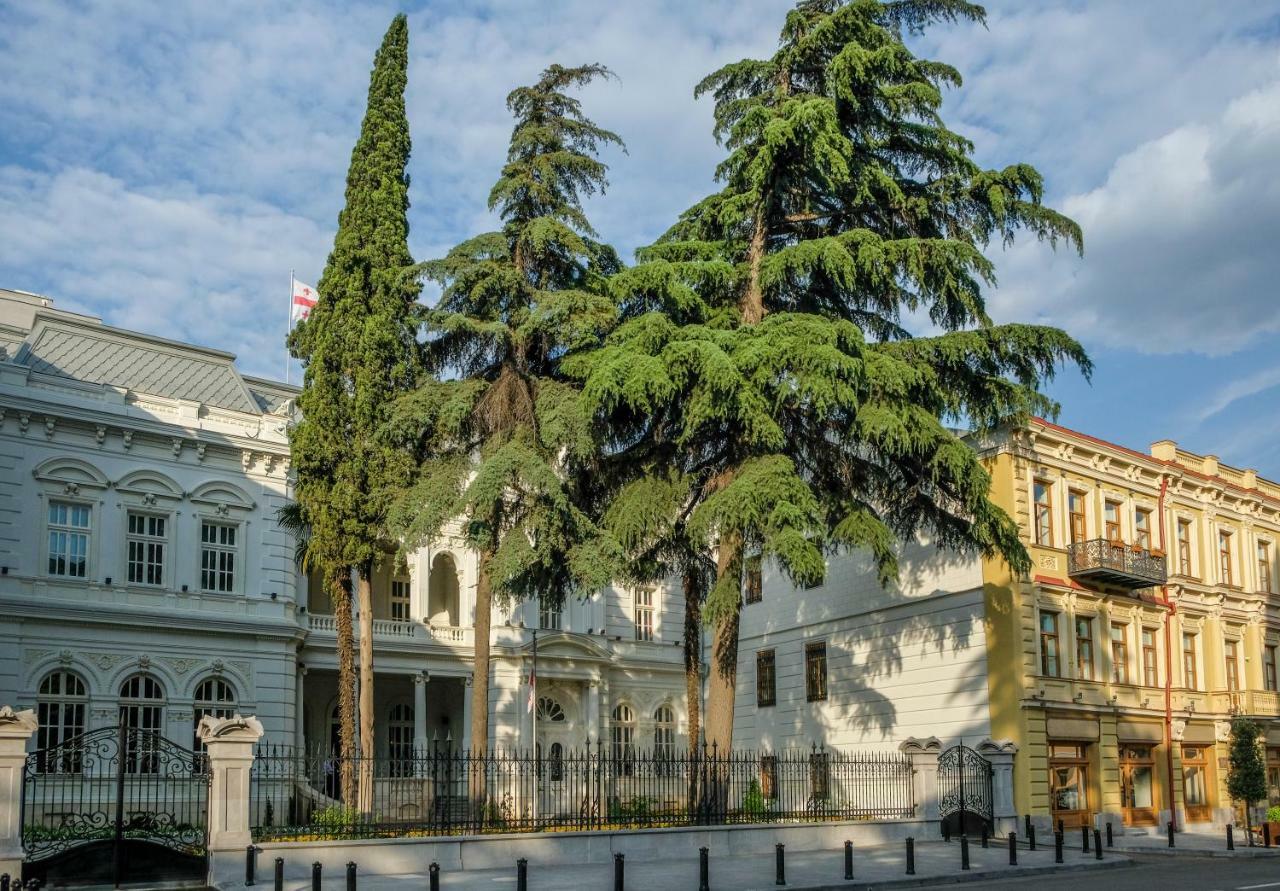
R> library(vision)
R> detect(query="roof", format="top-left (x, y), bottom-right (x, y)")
top-left (0, 287), bottom-right (297, 416)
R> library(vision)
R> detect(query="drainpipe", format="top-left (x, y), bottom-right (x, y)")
top-left (1157, 474), bottom-right (1178, 832)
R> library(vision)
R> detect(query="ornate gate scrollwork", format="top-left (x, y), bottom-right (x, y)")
top-left (938, 742), bottom-right (993, 833)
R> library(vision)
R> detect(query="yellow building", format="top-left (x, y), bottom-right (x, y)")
top-left (979, 419), bottom-right (1280, 834)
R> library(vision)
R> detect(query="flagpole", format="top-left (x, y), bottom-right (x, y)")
top-left (285, 270), bottom-right (294, 385)
top-left (531, 627), bottom-right (539, 825)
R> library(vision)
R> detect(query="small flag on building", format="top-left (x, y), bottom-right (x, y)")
top-left (290, 278), bottom-right (318, 325)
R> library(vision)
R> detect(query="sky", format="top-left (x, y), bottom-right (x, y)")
top-left (1, 1), bottom-right (1279, 474)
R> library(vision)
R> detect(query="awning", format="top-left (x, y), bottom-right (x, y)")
top-left (1117, 720), bottom-right (1163, 743)
top-left (1047, 717), bottom-right (1100, 741)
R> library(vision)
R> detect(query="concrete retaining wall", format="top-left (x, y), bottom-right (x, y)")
top-left (213, 819), bottom-right (935, 887)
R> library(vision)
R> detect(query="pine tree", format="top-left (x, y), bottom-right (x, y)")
top-left (287, 13), bottom-right (420, 806)
top-left (1228, 718), bottom-right (1267, 841)
top-left (569, 0), bottom-right (1089, 751)
top-left (385, 65), bottom-right (624, 801)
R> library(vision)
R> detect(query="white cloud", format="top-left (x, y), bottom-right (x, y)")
top-left (1192, 365), bottom-right (1280, 425)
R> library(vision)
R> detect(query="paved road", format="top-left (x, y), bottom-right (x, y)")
top-left (916, 853), bottom-right (1280, 889)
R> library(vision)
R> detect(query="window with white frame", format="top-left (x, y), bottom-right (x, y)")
top-left (388, 704), bottom-right (415, 777)
top-left (119, 674), bottom-right (165, 774)
top-left (635, 587), bottom-right (654, 641)
top-left (611, 704), bottom-right (636, 775)
top-left (390, 577), bottom-right (411, 621)
top-left (192, 677), bottom-right (236, 754)
top-left (539, 595), bottom-right (562, 630)
top-left (47, 500), bottom-right (91, 578)
top-left (36, 670), bottom-right (87, 772)
top-left (126, 512), bottom-right (167, 586)
top-left (200, 521), bottom-right (238, 593)
top-left (654, 704), bottom-right (675, 759)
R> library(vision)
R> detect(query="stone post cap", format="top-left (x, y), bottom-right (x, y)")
top-left (975, 738), bottom-right (1018, 756)
top-left (898, 736), bottom-right (941, 755)
top-left (0, 705), bottom-right (38, 737)
top-left (197, 713), bottom-right (264, 744)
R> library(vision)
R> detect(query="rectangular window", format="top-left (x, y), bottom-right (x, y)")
top-left (391, 578), bottom-right (411, 621)
top-left (126, 512), bottom-right (166, 586)
top-left (200, 521), bottom-right (237, 593)
top-left (1105, 500), bottom-right (1122, 543)
top-left (805, 642), bottom-right (827, 702)
top-left (1265, 646), bottom-right (1278, 693)
top-left (1183, 632), bottom-right (1198, 690)
top-left (1134, 508), bottom-right (1152, 551)
top-left (756, 649), bottom-right (776, 707)
top-left (538, 595), bottom-right (561, 630)
top-left (1068, 490), bottom-right (1087, 546)
top-left (1259, 541), bottom-right (1273, 594)
top-left (1076, 616), bottom-right (1095, 680)
top-left (1225, 639), bottom-right (1240, 692)
top-left (634, 587), bottom-right (654, 641)
top-left (47, 501), bottom-right (90, 578)
top-left (1219, 530), bottom-right (1234, 586)
top-left (1142, 628), bottom-right (1159, 687)
top-left (743, 554), bottom-right (763, 604)
top-left (1034, 481), bottom-right (1054, 546)
top-left (1177, 520), bottom-right (1193, 576)
top-left (1111, 624), bottom-right (1130, 684)
top-left (1041, 612), bottom-right (1060, 677)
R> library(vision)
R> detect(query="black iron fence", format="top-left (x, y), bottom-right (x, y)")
top-left (250, 742), bottom-right (915, 841)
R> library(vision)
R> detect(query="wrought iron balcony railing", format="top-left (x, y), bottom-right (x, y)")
top-left (1066, 538), bottom-right (1167, 591)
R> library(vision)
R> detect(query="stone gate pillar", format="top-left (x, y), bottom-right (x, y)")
top-left (0, 707), bottom-right (38, 880)
top-left (199, 713), bottom-right (264, 881)
top-left (899, 736), bottom-right (942, 822)
top-left (977, 739), bottom-right (1019, 836)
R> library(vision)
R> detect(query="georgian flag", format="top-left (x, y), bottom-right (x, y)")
top-left (290, 279), bottom-right (318, 324)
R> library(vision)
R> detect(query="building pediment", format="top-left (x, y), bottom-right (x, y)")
top-left (33, 456), bottom-right (110, 491)
top-left (521, 631), bottom-right (611, 662)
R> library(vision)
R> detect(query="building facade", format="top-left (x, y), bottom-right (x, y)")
top-left (979, 419), bottom-right (1280, 833)
top-left (0, 288), bottom-right (686, 766)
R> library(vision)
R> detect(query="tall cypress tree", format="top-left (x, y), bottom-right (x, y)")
top-left (570, 0), bottom-right (1090, 751)
top-left (288, 13), bottom-right (420, 805)
top-left (386, 65), bottom-right (623, 795)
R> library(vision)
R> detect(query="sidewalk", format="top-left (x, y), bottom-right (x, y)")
top-left (268, 840), bottom-right (1130, 890)
top-left (1108, 827), bottom-right (1280, 859)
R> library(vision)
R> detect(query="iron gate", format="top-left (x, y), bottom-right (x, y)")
top-left (21, 725), bottom-right (209, 888)
top-left (937, 742), bottom-right (993, 835)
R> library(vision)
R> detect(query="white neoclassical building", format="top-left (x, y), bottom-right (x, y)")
top-left (0, 287), bottom-right (688, 762)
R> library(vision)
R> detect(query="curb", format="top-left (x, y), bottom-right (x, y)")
top-left (747, 857), bottom-right (1133, 891)
top-left (1111, 845), bottom-right (1280, 859)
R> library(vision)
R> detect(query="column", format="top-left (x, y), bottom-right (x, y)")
top-left (0, 707), bottom-right (38, 879)
top-left (294, 666), bottom-right (306, 750)
top-left (1097, 713), bottom-right (1123, 831)
top-left (413, 673), bottom-right (428, 752)
top-left (198, 714), bottom-right (265, 886)
top-left (978, 739), bottom-right (1019, 836)
top-left (587, 680), bottom-right (602, 746)
top-left (899, 736), bottom-right (941, 821)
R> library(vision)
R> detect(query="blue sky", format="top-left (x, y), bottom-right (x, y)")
top-left (2, 1), bottom-right (1279, 474)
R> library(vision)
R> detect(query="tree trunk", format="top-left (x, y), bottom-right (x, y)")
top-left (469, 551), bottom-right (494, 813)
top-left (740, 212), bottom-right (767, 325)
top-left (683, 569), bottom-right (702, 753)
top-left (704, 539), bottom-right (742, 753)
top-left (357, 566), bottom-right (376, 814)
top-left (330, 568), bottom-right (358, 805)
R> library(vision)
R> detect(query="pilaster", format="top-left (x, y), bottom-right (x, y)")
top-left (199, 713), bottom-right (265, 853)
top-left (0, 707), bottom-right (38, 879)
top-left (899, 736), bottom-right (941, 821)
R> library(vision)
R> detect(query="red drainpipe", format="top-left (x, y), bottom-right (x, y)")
top-left (1157, 474), bottom-right (1178, 832)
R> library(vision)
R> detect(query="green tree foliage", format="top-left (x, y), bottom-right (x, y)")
top-left (385, 65), bottom-right (624, 767)
top-left (1228, 717), bottom-right (1267, 834)
top-left (287, 14), bottom-right (421, 799)
top-left (567, 0), bottom-right (1090, 749)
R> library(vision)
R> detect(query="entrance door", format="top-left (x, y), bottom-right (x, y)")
top-left (1049, 742), bottom-right (1091, 829)
top-left (1181, 745), bottom-right (1213, 824)
top-left (1119, 745), bottom-right (1158, 826)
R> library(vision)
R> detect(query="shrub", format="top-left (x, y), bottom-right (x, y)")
top-left (1267, 805), bottom-right (1280, 823)
top-left (311, 805), bottom-right (359, 828)
top-left (740, 779), bottom-right (767, 818)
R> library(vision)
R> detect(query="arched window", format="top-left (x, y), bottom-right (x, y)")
top-left (119, 675), bottom-right (165, 773)
top-left (192, 677), bottom-right (236, 752)
top-left (427, 553), bottom-right (460, 626)
top-left (388, 704), bottom-right (415, 777)
top-left (536, 697), bottom-right (565, 722)
top-left (653, 704), bottom-right (675, 760)
top-left (611, 704), bottom-right (635, 777)
top-left (36, 670), bottom-right (87, 773)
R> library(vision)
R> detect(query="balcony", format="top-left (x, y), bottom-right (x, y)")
top-left (1067, 538), bottom-right (1167, 591)
top-left (305, 614), bottom-right (473, 646)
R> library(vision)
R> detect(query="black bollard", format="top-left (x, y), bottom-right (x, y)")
top-left (905, 837), bottom-right (915, 876)
top-left (615, 852), bottom-right (625, 891)
top-left (1082, 825), bottom-right (1090, 854)
top-left (943, 820), bottom-right (951, 843)
top-left (1168, 821), bottom-right (1175, 848)
top-left (1025, 814), bottom-right (1032, 837)
top-left (2, 874), bottom-right (10, 891)
top-left (961, 835), bottom-right (971, 871)
top-left (1094, 830), bottom-right (1102, 860)
top-left (274, 857), bottom-right (284, 891)
top-left (1054, 832), bottom-right (1063, 864)
top-left (429, 862), bottom-right (440, 891)
top-left (981, 825), bottom-right (989, 849)
top-left (1227, 824), bottom-right (1234, 851)
top-left (844, 840), bottom-right (853, 880)
top-left (1057, 819), bottom-right (1064, 837)
top-left (1028, 824), bottom-right (1036, 851)
top-left (1008, 832), bottom-right (1018, 866)
top-left (311, 862), bottom-right (322, 891)
top-left (517, 858), bottom-right (528, 891)
top-left (775, 844), bottom-right (785, 886)
top-left (1106, 822), bottom-right (1113, 848)
top-left (698, 847), bottom-right (710, 891)
top-left (246, 844), bottom-right (258, 886)
top-left (346, 861), bottom-right (357, 891)
top-left (1265, 822), bottom-right (1272, 848)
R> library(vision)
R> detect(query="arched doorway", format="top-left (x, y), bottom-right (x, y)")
top-left (427, 553), bottom-right (460, 626)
